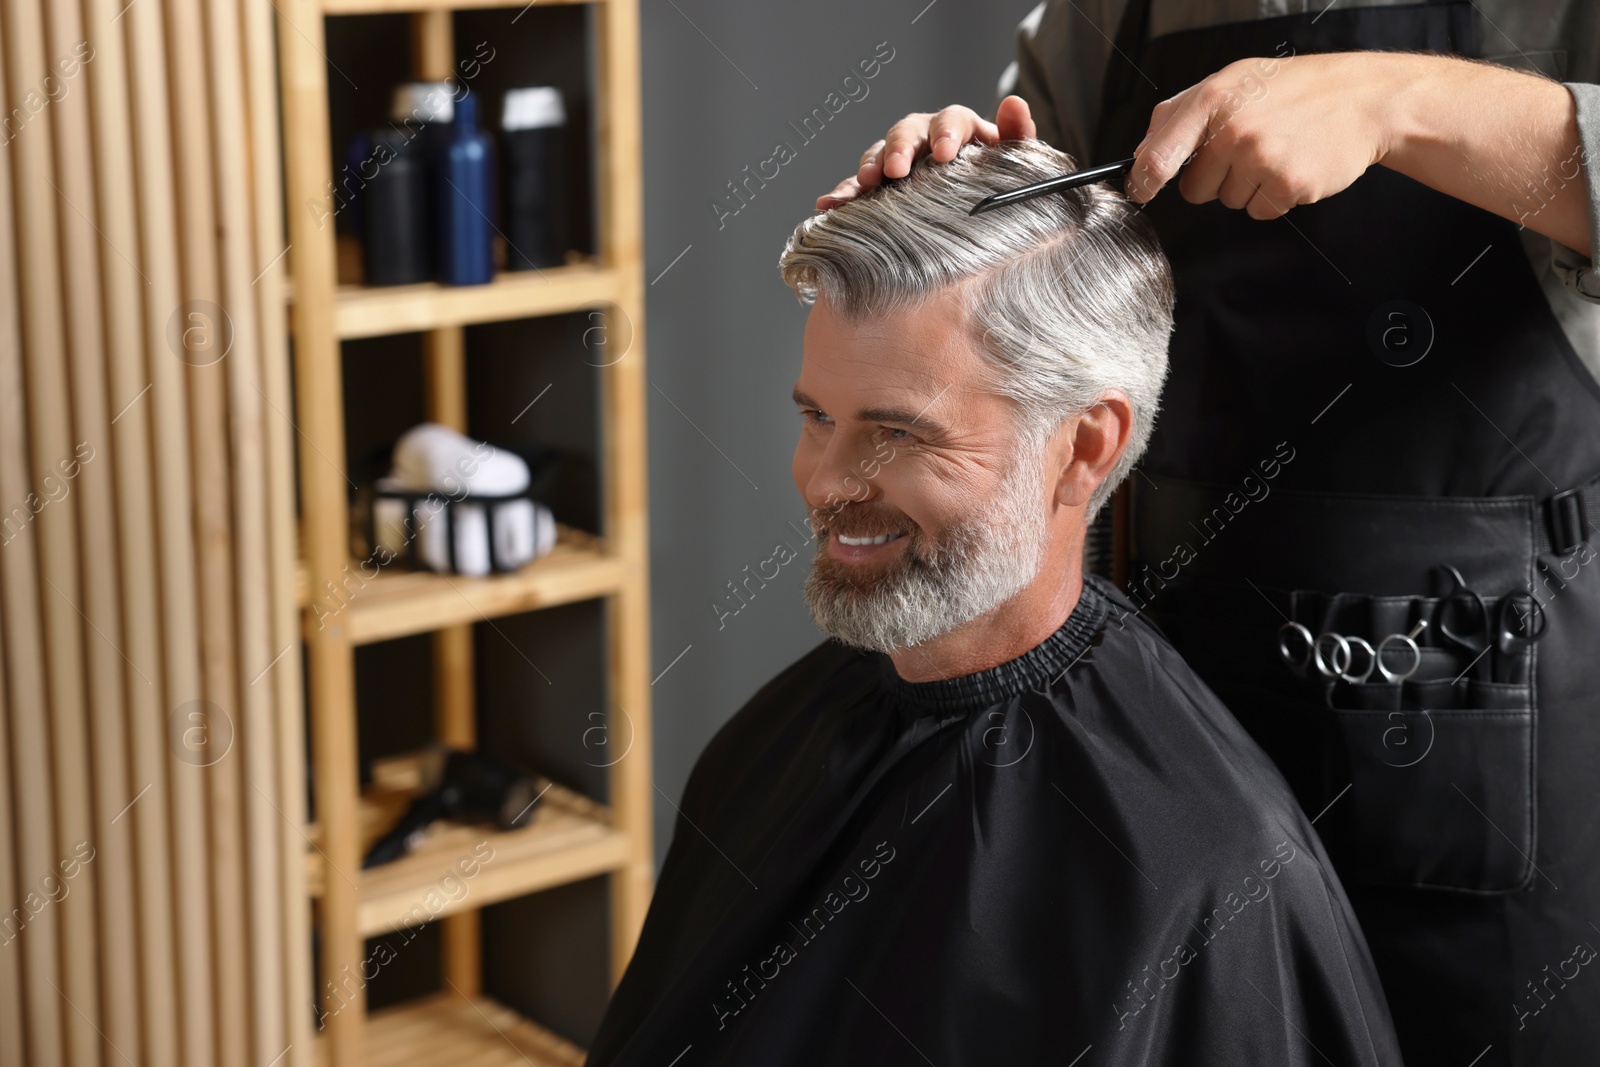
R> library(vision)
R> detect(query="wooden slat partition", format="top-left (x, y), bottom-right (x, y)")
top-left (82, 0), bottom-right (182, 1061)
top-left (205, 0), bottom-right (290, 1058)
top-left (2, 3), bottom-right (102, 1066)
top-left (0, 31), bottom-right (68, 1067)
top-left (124, 0), bottom-right (219, 1058)
top-left (163, 0), bottom-right (253, 1058)
top-left (238, 0), bottom-right (317, 1059)
top-left (40, 0), bottom-right (142, 1058)
top-left (0, 0), bottom-right (310, 1062)
top-left (0, 612), bottom-right (26, 1065)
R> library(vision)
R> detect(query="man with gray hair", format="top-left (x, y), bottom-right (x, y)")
top-left (587, 140), bottom-right (1401, 1066)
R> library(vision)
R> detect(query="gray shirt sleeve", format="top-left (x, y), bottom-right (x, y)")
top-left (995, 0), bottom-right (1119, 167)
top-left (1554, 82), bottom-right (1600, 303)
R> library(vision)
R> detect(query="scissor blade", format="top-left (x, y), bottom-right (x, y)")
top-left (968, 157), bottom-right (1137, 216)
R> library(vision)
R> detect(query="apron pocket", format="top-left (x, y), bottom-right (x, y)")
top-left (1300, 586), bottom-right (1540, 894)
top-left (1153, 576), bottom-right (1540, 894)
top-left (1319, 697), bottom-right (1535, 894)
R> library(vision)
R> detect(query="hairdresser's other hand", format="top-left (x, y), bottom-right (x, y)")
top-left (1125, 52), bottom-right (1396, 220)
top-left (816, 96), bottom-right (1038, 211)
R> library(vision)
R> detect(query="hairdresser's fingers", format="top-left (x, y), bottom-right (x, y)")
top-left (1125, 86), bottom-right (1210, 202)
top-left (993, 95), bottom-right (1038, 141)
top-left (878, 113), bottom-right (937, 179)
top-left (827, 98), bottom-right (1031, 207)
top-left (1215, 168), bottom-right (1260, 211)
top-left (840, 137), bottom-right (890, 194)
top-left (1174, 141), bottom-right (1230, 204)
top-left (928, 105), bottom-right (996, 162)
top-left (816, 175), bottom-right (865, 211)
top-left (820, 140), bottom-right (887, 207)
top-left (1135, 94), bottom-right (1178, 152)
top-left (1243, 182), bottom-right (1293, 221)
top-left (854, 139), bottom-right (888, 189)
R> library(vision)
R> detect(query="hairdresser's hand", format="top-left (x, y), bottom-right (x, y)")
top-left (816, 96), bottom-right (1038, 210)
top-left (1130, 50), bottom-right (1593, 251)
top-left (1124, 52), bottom-right (1397, 220)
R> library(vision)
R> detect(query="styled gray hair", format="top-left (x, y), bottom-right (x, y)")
top-left (778, 139), bottom-right (1174, 516)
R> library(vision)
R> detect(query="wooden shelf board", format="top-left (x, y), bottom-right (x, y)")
top-left (321, 262), bottom-right (622, 339)
top-left (300, 527), bottom-right (626, 645)
top-left (315, 991), bottom-right (585, 1067)
top-left (308, 777), bottom-right (627, 938)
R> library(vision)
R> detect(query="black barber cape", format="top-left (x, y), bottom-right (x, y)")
top-left (587, 575), bottom-right (1402, 1066)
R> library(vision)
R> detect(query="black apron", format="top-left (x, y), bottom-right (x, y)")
top-left (1087, 2), bottom-right (1600, 1064)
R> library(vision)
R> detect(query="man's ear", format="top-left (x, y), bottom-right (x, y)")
top-left (1054, 391), bottom-right (1134, 508)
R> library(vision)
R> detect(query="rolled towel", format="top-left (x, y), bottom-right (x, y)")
top-left (493, 498), bottom-right (557, 569)
top-left (386, 422), bottom-right (530, 496)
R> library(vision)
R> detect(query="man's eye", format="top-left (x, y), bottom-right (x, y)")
top-left (801, 409), bottom-right (832, 426)
top-left (883, 427), bottom-right (912, 441)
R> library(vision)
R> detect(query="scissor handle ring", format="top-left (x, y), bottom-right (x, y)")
top-left (1312, 632), bottom-right (1352, 679)
top-left (1376, 632), bottom-right (1422, 684)
top-left (1278, 622), bottom-right (1314, 672)
top-left (1340, 636), bottom-right (1377, 684)
top-left (1501, 591), bottom-right (1549, 643)
top-left (1436, 565), bottom-right (1488, 648)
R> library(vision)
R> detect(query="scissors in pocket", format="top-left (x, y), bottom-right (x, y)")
top-left (1277, 620), bottom-right (1428, 684)
top-left (1435, 563), bottom-right (1548, 671)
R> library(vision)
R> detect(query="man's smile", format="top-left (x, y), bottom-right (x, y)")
top-left (826, 529), bottom-right (909, 562)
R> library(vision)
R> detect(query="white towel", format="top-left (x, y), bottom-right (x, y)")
top-left (386, 422), bottom-right (530, 496)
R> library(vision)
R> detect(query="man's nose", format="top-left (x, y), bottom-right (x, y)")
top-left (803, 432), bottom-right (881, 514)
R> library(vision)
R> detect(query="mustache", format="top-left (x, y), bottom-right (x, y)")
top-left (810, 504), bottom-right (916, 539)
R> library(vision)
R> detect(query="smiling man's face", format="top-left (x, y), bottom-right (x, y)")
top-left (791, 288), bottom-right (1057, 653)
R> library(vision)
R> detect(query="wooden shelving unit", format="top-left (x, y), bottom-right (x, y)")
top-left (313, 994), bottom-right (587, 1067)
top-left (333, 525), bottom-right (627, 644)
top-left (332, 261), bottom-right (623, 339)
top-left (275, 0), bottom-right (653, 1062)
top-left (304, 756), bottom-right (630, 936)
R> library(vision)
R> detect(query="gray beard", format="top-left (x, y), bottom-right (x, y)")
top-left (802, 451), bottom-right (1050, 654)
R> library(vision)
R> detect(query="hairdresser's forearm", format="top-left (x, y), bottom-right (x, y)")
top-left (1379, 52), bottom-right (1592, 257)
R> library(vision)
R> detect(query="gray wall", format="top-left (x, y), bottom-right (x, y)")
top-left (641, 0), bottom-right (1042, 872)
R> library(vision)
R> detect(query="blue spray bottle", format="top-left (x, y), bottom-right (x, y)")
top-left (435, 90), bottom-right (496, 286)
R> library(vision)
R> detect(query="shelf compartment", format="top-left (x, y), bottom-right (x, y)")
top-left (314, 991), bottom-right (585, 1067)
top-left (321, 262), bottom-right (623, 339)
top-left (302, 526), bottom-right (626, 645)
top-left (308, 772), bottom-right (627, 938)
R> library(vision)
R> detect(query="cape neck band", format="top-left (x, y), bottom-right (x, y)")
top-left (882, 576), bottom-right (1109, 716)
